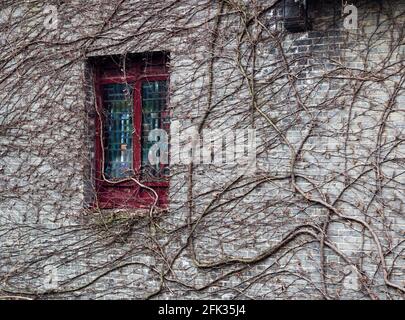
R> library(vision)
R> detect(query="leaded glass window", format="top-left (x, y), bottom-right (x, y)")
top-left (102, 83), bottom-right (134, 179)
top-left (93, 52), bottom-right (169, 209)
top-left (141, 80), bottom-right (169, 179)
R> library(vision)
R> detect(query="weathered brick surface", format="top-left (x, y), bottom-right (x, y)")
top-left (0, 0), bottom-right (404, 299)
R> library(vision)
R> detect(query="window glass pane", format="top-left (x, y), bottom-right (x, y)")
top-left (141, 80), bottom-right (169, 179)
top-left (102, 83), bottom-right (134, 179)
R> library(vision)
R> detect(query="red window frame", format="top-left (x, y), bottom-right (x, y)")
top-left (93, 54), bottom-right (169, 209)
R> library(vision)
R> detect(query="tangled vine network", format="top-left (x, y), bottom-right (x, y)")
top-left (0, 0), bottom-right (404, 300)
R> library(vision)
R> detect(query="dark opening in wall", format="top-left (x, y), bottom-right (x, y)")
top-left (283, 0), bottom-right (312, 32)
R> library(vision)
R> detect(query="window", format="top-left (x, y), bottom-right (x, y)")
top-left (92, 53), bottom-right (169, 209)
top-left (283, 0), bottom-right (312, 32)
top-left (102, 83), bottom-right (134, 179)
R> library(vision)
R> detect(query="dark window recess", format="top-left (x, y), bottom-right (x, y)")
top-left (283, 0), bottom-right (312, 32)
top-left (91, 52), bottom-right (170, 209)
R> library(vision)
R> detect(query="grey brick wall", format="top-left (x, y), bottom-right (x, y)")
top-left (0, 0), bottom-right (404, 299)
